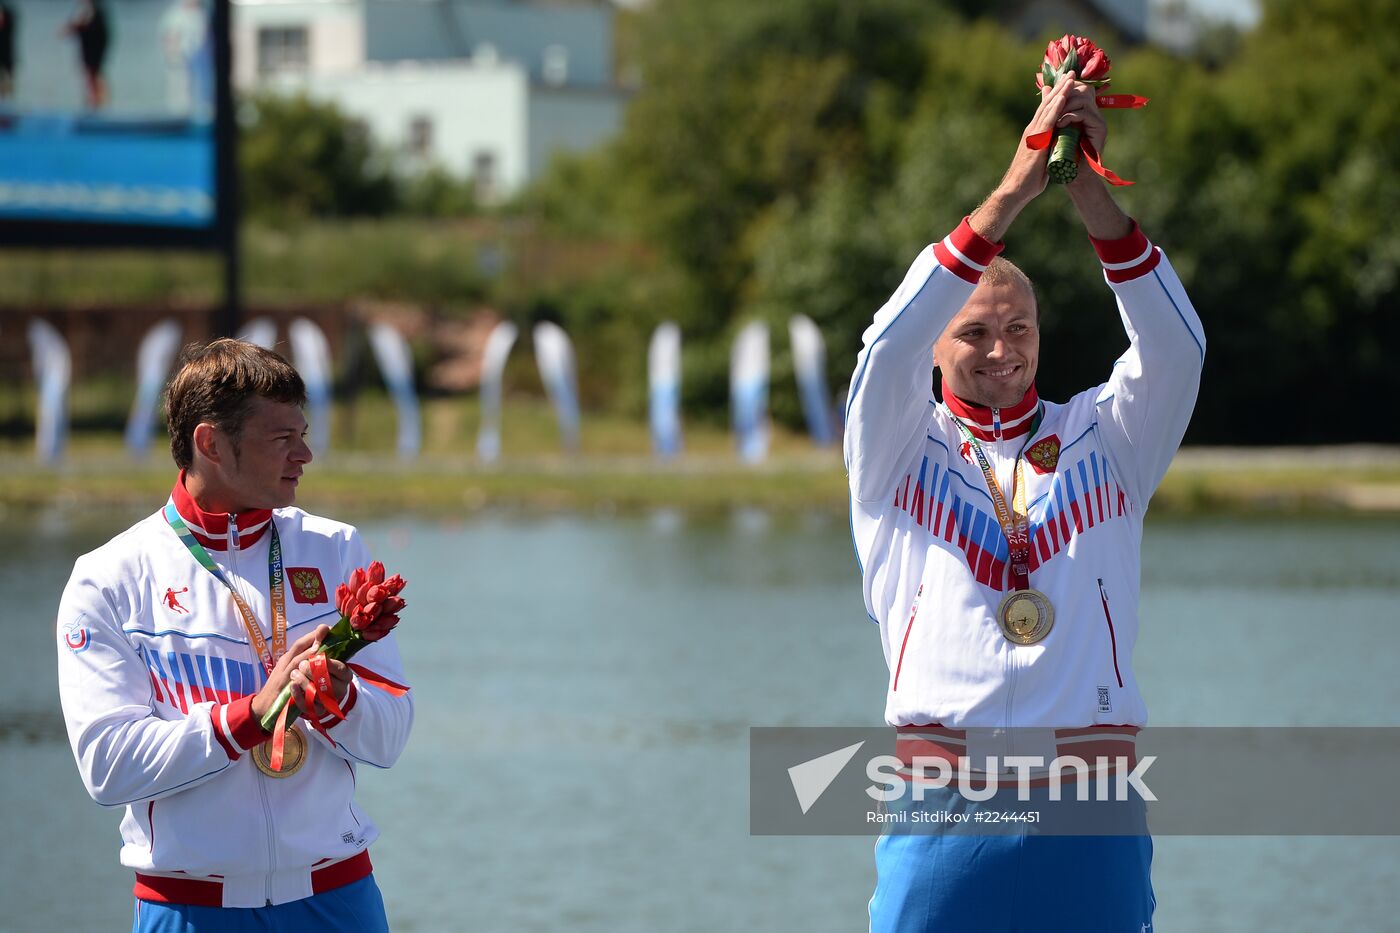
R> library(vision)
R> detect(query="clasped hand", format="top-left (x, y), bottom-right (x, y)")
top-left (1000, 71), bottom-right (1108, 206)
top-left (250, 624), bottom-right (353, 724)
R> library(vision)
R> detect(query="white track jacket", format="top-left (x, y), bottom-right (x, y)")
top-left (56, 479), bottom-right (414, 908)
top-left (846, 218), bottom-right (1204, 729)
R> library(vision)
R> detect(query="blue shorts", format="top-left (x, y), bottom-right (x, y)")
top-left (870, 831), bottom-right (1154, 932)
top-left (869, 787), bottom-right (1154, 932)
top-left (132, 875), bottom-right (390, 933)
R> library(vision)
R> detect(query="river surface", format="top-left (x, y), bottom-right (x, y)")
top-left (2, 506), bottom-right (1398, 931)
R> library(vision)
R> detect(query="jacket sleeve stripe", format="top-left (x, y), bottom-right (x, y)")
top-left (932, 218), bottom-right (1004, 284)
top-left (212, 695), bottom-right (269, 757)
top-left (1152, 266), bottom-right (1206, 361)
top-left (211, 705), bottom-right (240, 761)
top-left (1089, 220), bottom-right (1162, 282)
top-left (1100, 242), bottom-right (1154, 270)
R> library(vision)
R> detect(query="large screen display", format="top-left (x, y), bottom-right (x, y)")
top-left (0, 0), bottom-right (229, 244)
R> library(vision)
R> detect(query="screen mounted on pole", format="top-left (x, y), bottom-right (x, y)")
top-left (0, 0), bottom-right (234, 248)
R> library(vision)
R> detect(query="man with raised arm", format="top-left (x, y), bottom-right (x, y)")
top-left (57, 339), bottom-right (413, 931)
top-left (846, 73), bottom-right (1204, 931)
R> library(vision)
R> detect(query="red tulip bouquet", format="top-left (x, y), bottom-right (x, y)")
top-left (259, 562), bottom-right (407, 767)
top-left (1031, 34), bottom-right (1148, 186)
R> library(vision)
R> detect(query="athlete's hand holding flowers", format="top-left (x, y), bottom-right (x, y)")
top-left (256, 561), bottom-right (407, 770)
top-left (1028, 34), bottom-right (1146, 186)
top-left (973, 72), bottom-right (1100, 241)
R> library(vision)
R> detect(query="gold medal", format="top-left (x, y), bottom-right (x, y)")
top-left (251, 727), bottom-right (307, 778)
top-left (946, 407), bottom-right (1055, 646)
top-left (997, 588), bottom-right (1055, 645)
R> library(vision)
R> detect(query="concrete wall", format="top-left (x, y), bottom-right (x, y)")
top-left (292, 59), bottom-right (531, 189)
top-left (526, 84), bottom-right (622, 178)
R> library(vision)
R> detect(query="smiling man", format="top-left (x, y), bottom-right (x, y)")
top-left (846, 75), bottom-right (1204, 930)
top-left (56, 339), bottom-right (413, 931)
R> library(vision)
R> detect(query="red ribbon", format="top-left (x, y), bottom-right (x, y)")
top-left (1078, 137), bottom-right (1133, 186)
top-left (307, 655), bottom-right (346, 720)
top-left (267, 660), bottom-right (409, 770)
top-left (1025, 129), bottom-right (1054, 150)
top-left (1020, 91), bottom-right (1145, 187)
top-left (1095, 94), bottom-right (1149, 109)
top-left (1023, 129), bottom-right (1134, 186)
top-left (349, 663), bottom-right (411, 697)
top-left (269, 700), bottom-right (293, 771)
top-left (296, 654), bottom-right (343, 749)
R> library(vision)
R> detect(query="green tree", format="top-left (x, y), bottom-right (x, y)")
top-left (606, 0), bottom-right (954, 412)
top-left (239, 93), bottom-right (398, 221)
top-left (521, 0), bottom-right (1400, 441)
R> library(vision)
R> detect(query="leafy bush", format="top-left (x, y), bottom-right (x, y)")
top-left (239, 93), bottom-right (399, 221)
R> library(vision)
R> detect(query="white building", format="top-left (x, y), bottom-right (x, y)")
top-left (232, 0), bottom-right (627, 199)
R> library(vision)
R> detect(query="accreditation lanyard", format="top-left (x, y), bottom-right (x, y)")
top-left (164, 501), bottom-right (286, 676)
top-left (947, 410), bottom-right (1041, 593)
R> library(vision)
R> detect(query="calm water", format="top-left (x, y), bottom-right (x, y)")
top-left (3, 506), bottom-right (1399, 931)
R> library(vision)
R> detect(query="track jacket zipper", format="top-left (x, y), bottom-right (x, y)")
top-left (228, 517), bottom-right (279, 904)
top-left (1097, 577), bottom-right (1125, 688)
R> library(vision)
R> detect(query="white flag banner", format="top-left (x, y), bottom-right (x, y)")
top-left (532, 322), bottom-right (581, 454)
top-left (27, 319), bottom-right (71, 464)
top-left (476, 320), bottom-right (518, 464)
top-left (289, 318), bottom-right (334, 455)
top-left (237, 317), bottom-right (278, 350)
top-left (730, 321), bottom-right (770, 463)
top-left (648, 322), bottom-right (682, 458)
top-left (788, 314), bottom-right (835, 446)
top-left (367, 322), bottom-right (422, 460)
top-left (124, 319), bottom-right (183, 459)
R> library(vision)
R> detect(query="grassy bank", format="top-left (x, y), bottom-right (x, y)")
top-left (0, 218), bottom-right (593, 310)
top-left (3, 396), bottom-right (1400, 516)
top-left (0, 396), bottom-right (845, 515)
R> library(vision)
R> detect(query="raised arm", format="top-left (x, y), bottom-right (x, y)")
top-left (1085, 221), bottom-right (1205, 506)
top-left (845, 75), bottom-right (1088, 503)
top-left (844, 223), bottom-right (997, 503)
top-left (1054, 86), bottom-right (1206, 503)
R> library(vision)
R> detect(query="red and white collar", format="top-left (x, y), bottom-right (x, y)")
top-left (171, 472), bottom-right (273, 551)
top-left (941, 384), bottom-right (1041, 442)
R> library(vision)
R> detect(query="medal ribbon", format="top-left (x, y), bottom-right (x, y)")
top-left (164, 502), bottom-right (307, 771)
top-left (947, 412), bottom-right (1038, 592)
top-left (164, 501), bottom-right (286, 675)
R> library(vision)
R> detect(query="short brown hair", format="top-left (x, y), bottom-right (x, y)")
top-left (165, 338), bottom-right (307, 470)
top-left (980, 257), bottom-right (1040, 320)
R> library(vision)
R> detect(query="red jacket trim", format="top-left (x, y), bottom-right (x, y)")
top-left (134, 851), bottom-right (373, 907)
top-left (1089, 219), bottom-right (1161, 283)
top-left (933, 217), bottom-right (1004, 284)
top-left (171, 472), bottom-right (273, 551)
top-left (942, 385), bottom-right (1041, 442)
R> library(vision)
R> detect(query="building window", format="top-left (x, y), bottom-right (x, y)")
top-left (257, 26), bottom-right (309, 77)
top-left (472, 150), bottom-right (498, 202)
top-left (408, 116), bottom-right (433, 157)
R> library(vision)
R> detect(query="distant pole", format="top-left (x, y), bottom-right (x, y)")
top-left (220, 232), bottom-right (241, 338)
top-left (212, 0), bottom-right (241, 337)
